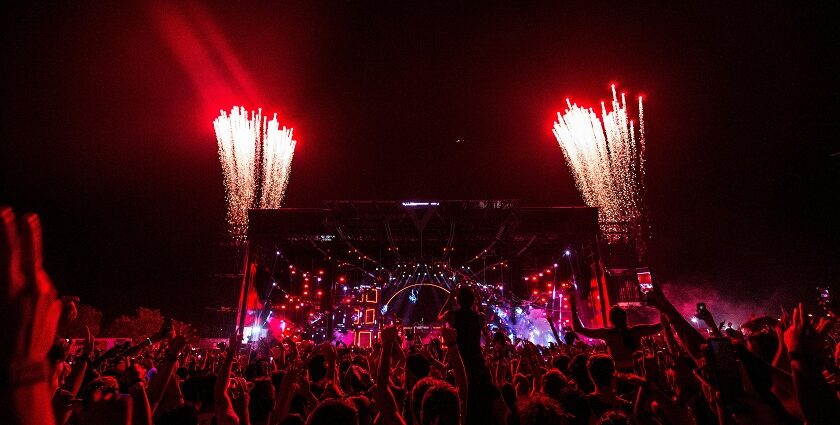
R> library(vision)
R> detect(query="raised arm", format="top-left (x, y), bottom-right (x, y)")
top-left (568, 289), bottom-right (609, 340)
top-left (62, 326), bottom-right (94, 397)
top-left (437, 290), bottom-right (456, 322)
top-left (2, 209), bottom-right (63, 425)
top-left (442, 327), bottom-right (468, 418)
top-left (646, 288), bottom-right (706, 361)
top-left (147, 325), bottom-right (197, 414)
top-left (546, 314), bottom-right (563, 346)
top-left (784, 303), bottom-right (839, 425)
top-left (271, 360), bottom-right (302, 425)
top-left (696, 306), bottom-right (723, 338)
top-left (215, 335), bottom-right (242, 425)
top-left (421, 344), bottom-right (447, 371)
top-left (392, 335), bottom-right (407, 368)
top-left (375, 326), bottom-right (407, 425)
top-left (772, 311), bottom-right (791, 371)
top-left (658, 313), bottom-right (680, 355)
top-left (630, 377), bottom-right (693, 425)
top-left (129, 381), bottom-right (153, 425)
top-left (631, 322), bottom-right (663, 338)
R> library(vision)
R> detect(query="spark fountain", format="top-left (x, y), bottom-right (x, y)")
top-left (214, 107), bottom-right (296, 239)
top-left (553, 85), bottom-right (647, 250)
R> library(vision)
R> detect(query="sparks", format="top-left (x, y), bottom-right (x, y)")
top-left (259, 115), bottom-right (296, 209)
top-left (214, 107), bottom-right (296, 239)
top-left (552, 85), bottom-right (647, 240)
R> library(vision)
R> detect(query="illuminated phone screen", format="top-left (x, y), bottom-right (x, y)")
top-left (637, 269), bottom-right (653, 294)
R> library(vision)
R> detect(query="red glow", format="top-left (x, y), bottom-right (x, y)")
top-left (151, 3), bottom-right (297, 134)
top-left (152, 3), bottom-right (242, 130)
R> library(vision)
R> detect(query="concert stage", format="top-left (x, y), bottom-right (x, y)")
top-left (241, 200), bottom-right (614, 345)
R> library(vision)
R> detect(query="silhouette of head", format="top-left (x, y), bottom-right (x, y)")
top-left (456, 287), bottom-right (475, 309)
top-left (608, 306), bottom-right (627, 329)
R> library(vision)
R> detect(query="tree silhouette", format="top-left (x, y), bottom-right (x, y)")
top-left (104, 307), bottom-right (165, 339)
top-left (59, 303), bottom-right (103, 338)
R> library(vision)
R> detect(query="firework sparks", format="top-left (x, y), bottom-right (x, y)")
top-left (553, 85), bottom-right (646, 238)
top-left (259, 115), bottom-right (296, 209)
top-left (214, 107), bottom-right (296, 239)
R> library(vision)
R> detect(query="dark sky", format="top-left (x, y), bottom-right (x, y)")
top-left (2, 2), bottom-right (838, 322)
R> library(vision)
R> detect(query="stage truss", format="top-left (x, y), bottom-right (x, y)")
top-left (243, 200), bottom-right (609, 345)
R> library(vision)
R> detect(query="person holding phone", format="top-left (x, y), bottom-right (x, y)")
top-left (567, 288), bottom-right (662, 373)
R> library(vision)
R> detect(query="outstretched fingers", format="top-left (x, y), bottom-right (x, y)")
top-left (19, 214), bottom-right (46, 290)
top-left (3, 209), bottom-right (61, 361)
top-left (1, 207), bottom-right (24, 301)
top-left (796, 303), bottom-right (806, 329)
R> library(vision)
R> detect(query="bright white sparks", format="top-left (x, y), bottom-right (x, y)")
top-left (259, 115), bottom-right (296, 209)
top-left (214, 107), bottom-right (296, 239)
top-left (553, 85), bottom-right (646, 237)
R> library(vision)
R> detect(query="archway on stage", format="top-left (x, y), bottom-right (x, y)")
top-left (382, 283), bottom-right (450, 326)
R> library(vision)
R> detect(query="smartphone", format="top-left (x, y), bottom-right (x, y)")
top-left (696, 303), bottom-right (707, 315)
top-left (637, 268), bottom-right (653, 300)
top-left (704, 338), bottom-right (743, 402)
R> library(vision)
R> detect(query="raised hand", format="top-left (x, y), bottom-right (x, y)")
top-left (644, 287), bottom-right (673, 313)
top-left (2, 209), bottom-right (62, 365)
top-left (696, 306), bottom-right (716, 328)
top-left (59, 295), bottom-right (80, 327)
top-left (81, 325), bottom-right (95, 358)
top-left (169, 324), bottom-right (199, 355)
top-left (381, 325), bottom-right (398, 346)
top-left (1, 207), bottom-right (64, 425)
top-left (1, 208), bottom-right (63, 366)
top-left (783, 303), bottom-right (832, 359)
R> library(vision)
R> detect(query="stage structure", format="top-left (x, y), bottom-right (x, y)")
top-left (239, 200), bottom-right (611, 346)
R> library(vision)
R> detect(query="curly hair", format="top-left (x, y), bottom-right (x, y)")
top-left (517, 395), bottom-right (572, 425)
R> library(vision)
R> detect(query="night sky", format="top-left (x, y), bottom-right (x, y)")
top-left (2, 2), bottom-right (838, 323)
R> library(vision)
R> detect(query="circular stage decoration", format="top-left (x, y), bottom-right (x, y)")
top-left (381, 282), bottom-right (451, 326)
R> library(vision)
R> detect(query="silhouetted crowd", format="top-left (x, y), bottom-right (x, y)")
top-left (3, 207), bottom-right (839, 425)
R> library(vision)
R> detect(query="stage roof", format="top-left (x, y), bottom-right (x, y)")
top-left (248, 200), bottom-right (599, 272)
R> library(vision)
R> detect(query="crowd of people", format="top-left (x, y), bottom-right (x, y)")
top-left (3, 207), bottom-right (839, 425)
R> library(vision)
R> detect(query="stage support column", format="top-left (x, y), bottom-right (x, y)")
top-left (236, 242), bottom-right (253, 338)
top-left (325, 260), bottom-right (337, 341)
top-left (509, 257), bottom-right (523, 323)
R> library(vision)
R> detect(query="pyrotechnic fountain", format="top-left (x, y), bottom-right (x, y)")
top-left (214, 107), bottom-right (296, 240)
top-left (553, 85), bottom-right (647, 253)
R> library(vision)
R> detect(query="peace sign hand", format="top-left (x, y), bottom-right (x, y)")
top-left (1, 207), bottom-right (63, 366)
